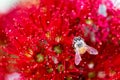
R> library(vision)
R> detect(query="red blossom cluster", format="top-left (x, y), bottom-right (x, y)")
top-left (0, 0), bottom-right (120, 80)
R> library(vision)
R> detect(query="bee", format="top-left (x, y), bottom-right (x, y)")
top-left (73, 36), bottom-right (98, 65)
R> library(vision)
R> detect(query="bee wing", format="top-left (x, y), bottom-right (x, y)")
top-left (86, 45), bottom-right (98, 55)
top-left (75, 49), bottom-right (82, 65)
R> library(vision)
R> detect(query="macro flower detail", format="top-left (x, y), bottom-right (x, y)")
top-left (0, 0), bottom-right (120, 80)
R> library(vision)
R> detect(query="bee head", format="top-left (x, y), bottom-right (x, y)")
top-left (73, 36), bottom-right (85, 48)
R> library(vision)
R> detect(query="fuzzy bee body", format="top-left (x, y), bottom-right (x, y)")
top-left (73, 36), bottom-right (98, 65)
top-left (78, 47), bottom-right (87, 54)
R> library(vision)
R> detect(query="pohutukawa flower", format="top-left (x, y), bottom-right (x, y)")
top-left (0, 0), bottom-right (120, 79)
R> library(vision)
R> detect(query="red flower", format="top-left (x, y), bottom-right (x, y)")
top-left (0, 0), bottom-right (120, 80)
